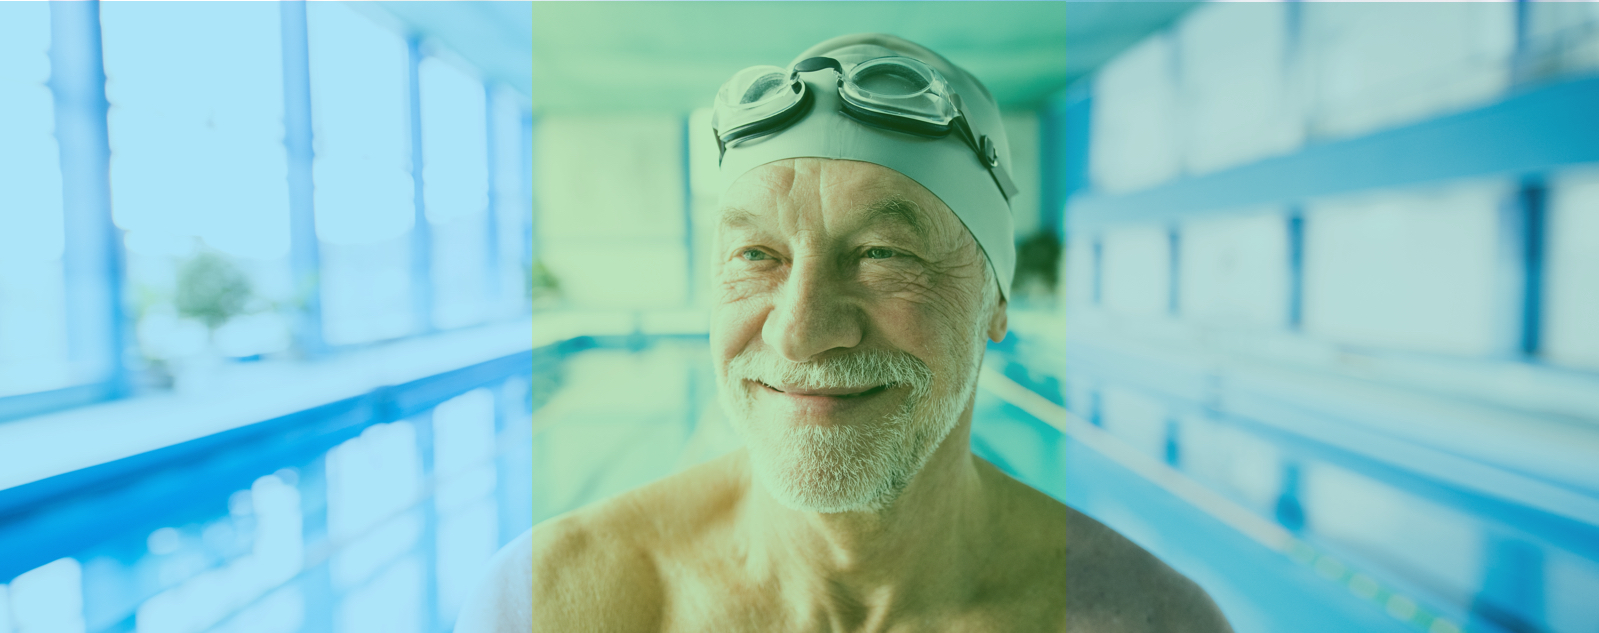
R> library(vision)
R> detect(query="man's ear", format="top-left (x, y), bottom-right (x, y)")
top-left (987, 293), bottom-right (1008, 343)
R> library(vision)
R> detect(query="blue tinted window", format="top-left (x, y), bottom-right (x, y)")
top-left (0, 3), bottom-right (71, 397)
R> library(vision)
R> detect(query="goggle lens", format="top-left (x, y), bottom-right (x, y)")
top-left (722, 66), bottom-right (791, 107)
top-left (838, 57), bottom-right (956, 131)
top-left (741, 75), bottom-right (787, 103)
top-left (850, 62), bottom-right (931, 99)
top-left (713, 65), bottom-right (809, 146)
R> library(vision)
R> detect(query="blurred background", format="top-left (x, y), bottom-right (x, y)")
top-left (1, 2), bottom-right (534, 632)
top-left (4, 2), bottom-right (1599, 633)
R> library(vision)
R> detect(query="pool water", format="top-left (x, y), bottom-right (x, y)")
top-left (7, 334), bottom-right (1560, 632)
top-left (529, 339), bottom-right (1420, 633)
top-left (0, 377), bottom-right (535, 633)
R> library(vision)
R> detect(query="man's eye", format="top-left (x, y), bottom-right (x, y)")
top-left (864, 247), bottom-right (896, 260)
top-left (740, 249), bottom-right (770, 261)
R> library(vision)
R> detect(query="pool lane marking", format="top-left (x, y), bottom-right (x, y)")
top-left (978, 366), bottom-right (1292, 552)
top-left (977, 366), bottom-right (1476, 633)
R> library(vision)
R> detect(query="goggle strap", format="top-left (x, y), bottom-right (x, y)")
top-left (950, 114), bottom-right (1018, 202)
top-left (988, 152), bottom-right (1020, 201)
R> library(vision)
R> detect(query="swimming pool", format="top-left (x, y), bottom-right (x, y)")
top-left (4, 328), bottom-right (1590, 632)
top-left (530, 335), bottom-right (1433, 633)
top-left (0, 346), bottom-right (536, 633)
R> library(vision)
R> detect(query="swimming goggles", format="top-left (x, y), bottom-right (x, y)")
top-left (712, 56), bottom-right (1020, 202)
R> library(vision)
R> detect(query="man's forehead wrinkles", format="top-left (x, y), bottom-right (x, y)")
top-left (717, 202), bottom-right (807, 233)
top-left (719, 202), bottom-right (948, 255)
top-left (855, 197), bottom-right (929, 239)
top-left (718, 206), bottom-right (759, 231)
top-left (719, 166), bottom-right (958, 252)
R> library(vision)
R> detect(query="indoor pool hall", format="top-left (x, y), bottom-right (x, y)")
top-left (3, 2), bottom-right (1599, 632)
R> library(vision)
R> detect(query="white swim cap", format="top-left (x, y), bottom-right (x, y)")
top-left (717, 33), bottom-right (1016, 300)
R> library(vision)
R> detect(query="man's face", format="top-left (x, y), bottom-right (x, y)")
top-left (711, 157), bottom-right (1002, 513)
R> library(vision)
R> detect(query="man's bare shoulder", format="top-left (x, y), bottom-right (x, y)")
top-left (1059, 506), bottom-right (1232, 632)
top-left (525, 509), bottom-right (662, 631)
top-left (976, 458), bottom-right (1231, 633)
top-left (526, 453), bottom-right (747, 632)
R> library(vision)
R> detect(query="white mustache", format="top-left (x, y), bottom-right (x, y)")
top-left (726, 348), bottom-right (935, 401)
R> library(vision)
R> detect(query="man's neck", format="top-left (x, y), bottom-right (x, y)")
top-left (733, 419), bottom-right (993, 630)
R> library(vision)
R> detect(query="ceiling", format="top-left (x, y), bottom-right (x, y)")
top-left (371, 1), bottom-right (1197, 114)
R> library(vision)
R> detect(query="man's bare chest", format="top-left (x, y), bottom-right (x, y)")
top-left (649, 561), bottom-right (1064, 633)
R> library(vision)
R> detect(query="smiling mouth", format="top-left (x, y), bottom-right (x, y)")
top-left (759, 382), bottom-right (891, 399)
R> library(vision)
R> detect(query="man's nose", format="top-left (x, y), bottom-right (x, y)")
top-left (761, 259), bottom-right (862, 363)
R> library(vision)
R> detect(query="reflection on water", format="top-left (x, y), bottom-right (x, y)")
top-left (0, 378), bottom-right (533, 633)
top-left (138, 473), bottom-right (303, 633)
top-left (8, 558), bottom-right (86, 633)
top-left (328, 422), bottom-right (422, 595)
top-left (431, 390), bottom-right (499, 622)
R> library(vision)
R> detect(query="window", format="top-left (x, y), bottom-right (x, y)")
top-left (1090, 34), bottom-right (1182, 194)
top-left (1300, 2), bottom-right (1515, 140)
top-left (1543, 168), bottom-right (1599, 370)
top-left (1302, 180), bottom-right (1505, 355)
top-left (1176, 2), bottom-right (1302, 175)
top-left (101, 3), bottom-right (295, 364)
top-left (1179, 211), bottom-right (1291, 328)
top-left (306, 3), bottom-right (416, 345)
top-left (536, 116), bottom-right (688, 308)
top-left (1063, 236), bottom-right (1097, 309)
top-left (0, 3), bottom-right (71, 398)
top-left (489, 87), bottom-right (531, 315)
top-left (1099, 226), bottom-right (1172, 318)
top-left (420, 57), bottom-right (491, 329)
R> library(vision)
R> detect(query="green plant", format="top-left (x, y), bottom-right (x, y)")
top-left (1014, 230), bottom-right (1062, 296)
top-left (175, 250), bottom-right (253, 330)
top-left (527, 259), bottom-right (559, 300)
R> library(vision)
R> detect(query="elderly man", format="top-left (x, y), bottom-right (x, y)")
top-left (457, 34), bottom-right (1231, 633)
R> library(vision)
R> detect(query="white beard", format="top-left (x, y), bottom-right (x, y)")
top-left (719, 347), bottom-right (978, 514)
